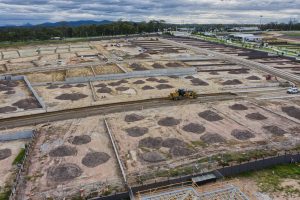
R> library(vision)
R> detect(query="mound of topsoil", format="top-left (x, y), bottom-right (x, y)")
top-left (0, 80), bottom-right (19, 87)
top-left (5, 90), bottom-right (16, 95)
top-left (156, 79), bottom-right (169, 83)
top-left (133, 80), bottom-right (146, 84)
top-left (94, 83), bottom-right (107, 88)
top-left (162, 138), bottom-right (187, 148)
top-left (200, 133), bottom-right (226, 144)
top-left (182, 123), bottom-right (206, 134)
top-left (47, 163), bottom-right (82, 182)
top-left (231, 129), bottom-right (255, 140)
top-left (263, 125), bottom-right (286, 136)
top-left (245, 112), bottom-right (268, 120)
top-left (12, 98), bottom-right (40, 110)
top-left (228, 69), bottom-right (249, 74)
top-left (134, 53), bottom-right (150, 59)
top-left (60, 84), bottom-right (73, 89)
top-left (46, 85), bottom-right (59, 89)
top-left (246, 76), bottom-right (261, 80)
top-left (190, 78), bottom-right (209, 86)
top-left (165, 62), bottom-right (184, 68)
top-left (138, 137), bottom-right (163, 149)
top-left (170, 146), bottom-right (194, 157)
top-left (130, 63), bottom-right (147, 71)
top-left (156, 84), bottom-right (173, 90)
top-left (0, 148), bottom-right (12, 160)
top-left (198, 110), bottom-right (223, 122)
top-left (0, 85), bottom-right (14, 92)
top-left (282, 106), bottom-right (300, 120)
top-left (97, 87), bottom-right (112, 94)
top-left (209, 71), bottom-right (219, 75)
top-left (55, 93), bottom-right (88, 101)
top-left (142, 85), bottom-right (155, 90)
top-left (222, 79), bottom-right (243, 85)
top-left (115, 86), bottom-right (130, 91)
top-left (146, 77), bottom-right (158, 82)
top-left (229, 104), bottom-right (248, 111)
top-left (184, 76), bottom-right (194, 79)
top-left (75, 84), bottom-right (86, 88)
top-left (141, 151), bottom-right (166, 163)
top-left (125, 113), bottom-right (145, 122)
top-left (69, 135), bottom-right (91, 145)
top-left (49, 145), bottom-right (77, 157)
top-left (125, 127), bottom-right (149, 137)
top-left (158, 117), bottom-right (180, 126)
top-left (81, 152), bottom-right (110, 168)
top-left (0, 106), bottom-right (17, 113)
top-left (152, 63), bottom-right (165, 69)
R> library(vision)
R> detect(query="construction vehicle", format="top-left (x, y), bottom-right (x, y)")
top-left (287, 87), bottom-right (299, 94)
top-left (169, 89), bottom-right (197, 100)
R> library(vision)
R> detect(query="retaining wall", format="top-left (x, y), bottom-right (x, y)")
top-left (0, 130), bottom-right (33, 141)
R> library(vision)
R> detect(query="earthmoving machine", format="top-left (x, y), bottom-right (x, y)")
top-left (169, 89), bottom-right (197, 100)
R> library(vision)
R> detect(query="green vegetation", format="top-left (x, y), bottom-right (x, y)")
top-left (0, 185), bottom-right (11, 200)
top-left (238, 164), bottom-right (300, 197)
top-left (12, 148), bottom-right (25, 165)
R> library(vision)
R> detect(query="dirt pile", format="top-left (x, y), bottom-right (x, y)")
top-left (156, 79), bottom-right (169, 83)
top-left (108, 80), bottom-right (127, 86)
top-left (0, 148), bottom-right (12, 160)
top-left (198, 110), bottom-right (223, 122)
top-left (229, 104), bottom-right (248, 111)
top-left (158, 117), bottom-right (180, 126)
top-left (138, 137), bottom-right (163, 149)
top-left (47, 163), bottom-right (82, 182)
top-left (200, 133), bottom-right (226, 144)
top-left (0, 106), bottom-right (17, 113)
top-left (82, 152), bottom-right (110, 168)
top-left (156, 84), bottom-right (173, 90)
top-left (228, 69), bottom-right (249, 74)
top-left (170, 146), bottom-right (193, 157)
top-left (162, 138), bottom-right (187, 148)
top-left (94, 83), bottom-right (107, 88)
top-left (146, 77), bottom-right (158, 82)
top-left (246, 112), bottom-right (268, 120)
top-left (182, 123), bottom-right (205, 134)
top-left (152, 63), bottom-right (165, 69)
top-left (69, 135), bottom-right (91, 145)
top-left (75, 84), bottom-right (86, 88)
top-left (97, 87), bottom-right (112, 93)
top-left (55, 93), bottom-right (88, 101)
top-left (166, 62), bottom-right (183, 68)
top-left (209, 71), bottom-right (219, 75)
top-left (125, 127), bottom-right (149, 137)
top-left (263, 125), bottom-right (286, 136)
top-left (134, 53), bottom-right (150, 59)
top-left (130, 63), bottom-right (147, 71)
top-left (246, 76), bottom-right (261, 80)
top-left (0, 80), bottom-right (19, 87)
top-left (49, 145), bottom-right (77, 157)
top-left (60, 84), bottom-right (73, 89)
top-left (282, 106), bottom-right (300, 120)
top-left (133, 80), bottom-right (145, 84)
top-left (231, 129), bottom-right (255, 140)
top-left (185, 76), bottom-right (194, 79)
top-left (141, 151), bottom-right (166, 163)
top-left (46, 85), bottom-right (59, 89)
top-left (125, 114), bottom-right (145, 122)
top-left (142, 85), bottom-right (155, 90)
top-left (115, 86), bottom-right (130, 91)
top-left (190, 78), bottom-right (209, 86)
top-left (0, 85), bottom-right (13, 92)
top-left (222, 79), bottom-right (242, 85)
top-left (12, 98), bottom-right (40, 110)
top-left (5, 90), bottom-right (16, 95)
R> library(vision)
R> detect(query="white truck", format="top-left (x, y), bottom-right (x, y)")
top-left (287, 87), bottom-right (299, 94)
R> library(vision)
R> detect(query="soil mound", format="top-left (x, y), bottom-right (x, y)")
top-left (94, 83), bottom-right (107, 88)
top-left (134, 53), bottom-right (150, 59)
top-left (12, 98), bottom-right (40, 110)
top-left (142, 85), bottom-right (155, 90)
top-left (0, 80), bottom-right (19, 87)
top-left (69, 135), bottom-right (91, 145)
top-left (166, 62), bottom-right (183, 68)
top-left (115, 86), bottom-right (130, 91)
top-left (231, 129), bottom-right (255, 140)
top-left (182, 123), bottom-right (206, 134)
top-left (138, 137), bottom-right (163, 149)
top-left (156, 84), bottom-right (173, 90)
top-left (200, 133), bottom-right (226, 144)
top-left (108, 80), bottom-right (127, 86)
top-left (191, 78), bottom-right (209, 86)
top-left (55, 93), bottom-right (88, 101)
top-left (282, 106), bottom-right (300, 120)
top-left (0, 85), bottom-right (13, 91)
top-left (228, 69), bottom-right (249, 74)
top-left (152, 63), bottom-right (165, 69)
top-left (46, 85), bottom-right (58, 89)
top-left (209, 71), bottom-right (219, 75)
top-left (133, 80), bottom-right (145, 84)
top-left (156, 79), bottom-right (169, 83)
top-left (146, 77), bottom-right (158, 82)
top-left (222, 79), bottom-right (242, 85)
top-left (158, 117), bottom-right (180, 126)
top-left (246, 112), bottom-right (267, 120)
top-left (0, 148), bottom-right (12, 160)
top-left (82, 152), bottom-right (110, 168)
top-left (97, 87), bottom-right (112, 93)
top-left (125, 127), bottom-right (149, 137)
top-left (170, 146), bottom-right (193, 157)
top-left (47, 163), bottom-right (82, 182)
top-left (125, 114), bottom-right (145, 122)
top-left (141, 151), bottom-right (166, 163)
top-left (5, 90), bottom-right (16, 95)
top-left (198, 110), bottom-right (223, 122)
top-left (49, 145), bottom-right (77, 157)
top-left (185, 76), bottom-right (194, 79)
top-left (130, 63), bottom-right (147, 71)
top-left (60, 84), bottom-right (73, 89)
top-left (263, 125), bottom-right (286, 136)
top-left (246, 76), bottom-right (261, 80)
top-left (162, 138), bottom-right (187, 148)
top-left (75, 84), bottom-right (86, 88)
top-left (229, 104), bottom-right (248, 111)
top-left (0, 106), bottom-right (17, 113)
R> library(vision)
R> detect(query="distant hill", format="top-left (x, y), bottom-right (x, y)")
top-left (1, 20), bottom-right (113, 28)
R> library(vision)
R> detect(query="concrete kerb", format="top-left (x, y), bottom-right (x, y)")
top-left (0, 130), bottom-right (34, 142)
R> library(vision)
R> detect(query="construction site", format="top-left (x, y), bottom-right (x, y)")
top-left (0, 35), bottom-right (300, 200)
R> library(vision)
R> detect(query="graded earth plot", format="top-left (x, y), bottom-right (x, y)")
top-left (23, 116), bottom-right (122, 199)
top-left (0, 80), bottom-right (41, 116)
top-left (101, 39), bottom-right (143, 58)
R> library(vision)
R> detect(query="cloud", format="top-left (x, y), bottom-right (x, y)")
top-left (0, 0), bottom-right (299, 26)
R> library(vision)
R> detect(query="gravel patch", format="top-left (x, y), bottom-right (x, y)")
top-left (229, 104), bottom-right (248, 111)
top-left (82, 152), bottom-right (110, 168)
top-left (200, 133), bottom-right (226, 144)
top-left (55, 93), bottom-right (88, 101)
top-left (0, 106), bottom-right (17, 113)
top-left (182, 123), bottom-right (206, 134)
top-left (47, 163), bottom-right (82, 182)
top-left (69, 135), bottom-right (91, 145)
top-left (222, 79), bottom-right (243, 85)
top-left (198, 110), bottom-right (223, 122)
top-left (125, 127), bottom-right (149, 137)
top-left (282, 106), bottom-right (300, 120)
top-left (246, 112), bottom-right (268, 120)
top-left (263, 125), bottom-right (286, 136)
top-left (49, 145), bottom-right (77, 157)
top-left (162, 138), bottom-right (187, 148)
top-left (231, 129), bottom-right (255, 140)
top-left (158, 117), bottom-right (180, 126)
top-left (0, 148), bottom-right (12, 160)
top-left (141, 151), bottom-right (166, 163)
top-left (139, 137), bottom-right (163, 149)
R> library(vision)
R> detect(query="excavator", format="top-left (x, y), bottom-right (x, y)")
top-left (169, 89), bottom-right (197, 100)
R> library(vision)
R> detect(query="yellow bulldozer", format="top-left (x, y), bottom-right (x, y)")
top-left (169, 89), bottom-right (197, 100)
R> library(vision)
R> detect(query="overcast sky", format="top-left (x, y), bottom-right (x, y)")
top-left (0, 0), bottom-right (299, 26)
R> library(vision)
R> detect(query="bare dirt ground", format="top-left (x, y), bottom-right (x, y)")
top-left (23, 116), bottom-right (122, 199)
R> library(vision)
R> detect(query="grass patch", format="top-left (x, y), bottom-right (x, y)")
top-left (12, 148), bottom-right (25, 165)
